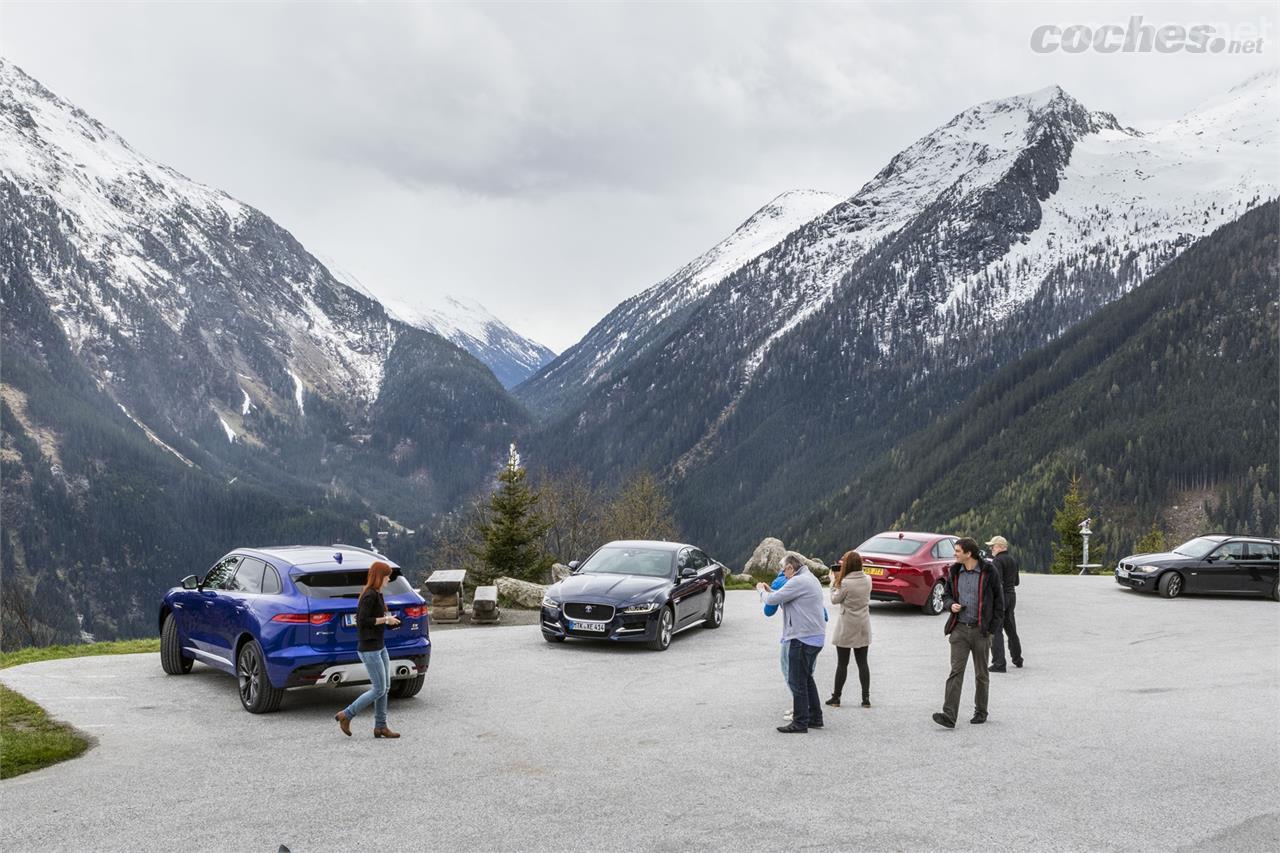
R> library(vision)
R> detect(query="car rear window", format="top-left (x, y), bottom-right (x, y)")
top-left (293, 570), bottom-right (414, 599)
top-left (857, 535), bottom-right (927, 556)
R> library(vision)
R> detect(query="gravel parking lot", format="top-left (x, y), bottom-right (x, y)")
top-left (2, 574), bottom-right (1277, 852)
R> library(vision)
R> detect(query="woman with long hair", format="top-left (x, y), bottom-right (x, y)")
top-left (335, 561), bottom-right (402, 738)
top-left (827, 550), bottom-right (872, 708)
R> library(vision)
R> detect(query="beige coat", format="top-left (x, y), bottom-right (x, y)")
top-left (830, 571), bottom-right (872, 648)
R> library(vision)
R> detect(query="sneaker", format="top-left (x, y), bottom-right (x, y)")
top-left (1013, 659), bottom-right (1024, 668)
top-left (824, 697), bottom-right (840, 708)
top-left (931, 712), bottom-right (955, 729)
top-left (809, 721), bottom-right (824, 729)
top-left (776, 723), bottom-right (808, 733)
top-left (989, 665), bottom-right (1007, 673)
top-left (970, 712), bottom-right (988, 724)
top-left (782, 711), bottom-right (793, 720)
top-left (861, 698), bottom-right (871, 708)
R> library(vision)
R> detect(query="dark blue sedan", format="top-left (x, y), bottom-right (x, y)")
top-left (158, 546), bottom-right (430, 713)
top-left (540, 540), bottom-right (726, 651)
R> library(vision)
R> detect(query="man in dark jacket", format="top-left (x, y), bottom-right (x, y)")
top-left (932, 537), bottom-right (1005, 728)
top-left (987, 535), bottom-right (1023, 672)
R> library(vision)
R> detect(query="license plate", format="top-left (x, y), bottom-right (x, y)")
top-left (864, 567), bottom-right (885, 577)
top-left (343, 613), bottom-right (357, 627)
top-left (569, 619), bottom-right (607, 633)
top-left (1116, 568), bottom-right (1129, 579)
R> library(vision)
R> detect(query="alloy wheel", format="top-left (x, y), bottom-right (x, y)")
top-left (1168, 574), bottom-right (1183, 597)
top-left (713, 591), bottom-right (724, 625)
top-left (239, 647), bottom-right (260, 707)
top-left (930, 583), bottom-right (944, 613)
top-left (660, 609), bottom-right (673, 647)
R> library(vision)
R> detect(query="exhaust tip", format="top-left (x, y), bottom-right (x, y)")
top-left (329, 673), bottom-right (342, 684)
top-left (396, 667), bottom-right (410, 677)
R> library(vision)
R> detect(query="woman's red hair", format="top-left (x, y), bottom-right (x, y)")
top-left (839, 551), bottom-right (863, 574)
top-left (362, 561), bottom-right (394, 595)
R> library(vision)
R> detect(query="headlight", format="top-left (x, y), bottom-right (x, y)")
top-left (541, 595), bottom-right (560, 609)
top-left (622, 601), bottom-right (660, 614)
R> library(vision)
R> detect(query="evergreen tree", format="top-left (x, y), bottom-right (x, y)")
top-left (1049, 473), bottom-right (1105, 573)
top-left (1134, 522), bottom-right (1167, 555)
top-left (474, 445), bottom-right (553, 583)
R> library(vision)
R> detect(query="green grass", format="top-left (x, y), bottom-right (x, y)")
top-left (0, 637), bottom-right (159, 670)
top-left (0, 683), bottom-right (90, 779)
top-left (1, 638), bottom-right (158, 779)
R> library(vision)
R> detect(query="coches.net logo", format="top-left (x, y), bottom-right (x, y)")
top-left (1031, 15), bottom-right (1267, 54)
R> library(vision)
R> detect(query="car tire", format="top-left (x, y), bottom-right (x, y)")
top-left (1271, 576), bottom-right (1279, 602)
top-left (703, 588), bottom-right (724, 629)
top-left (922, 581), bottom-right (946, 615)
top-left (160, 613), bottom-right (193, 675)
top-left (542, 631), bottom-right (566, 643)
top-left (647, 606), bottom-right (674, 651)
top-left (1158, 572), bottom-right (1184, 599)
top-left (390, 673), bottom-right (425, 699)
top-left (237, 640), bottom-right (284, 714)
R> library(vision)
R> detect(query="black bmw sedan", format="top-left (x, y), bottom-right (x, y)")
top-left (540, 540), bottom-right (726, 650)
top-left (1115, 535), bottom-right (1280, 600)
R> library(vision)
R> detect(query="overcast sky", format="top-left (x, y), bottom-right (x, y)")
top-left (2, 1), bottom-right (1276, 351)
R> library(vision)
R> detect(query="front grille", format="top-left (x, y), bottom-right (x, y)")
top-left (563, 602), bottom-right (615, 621)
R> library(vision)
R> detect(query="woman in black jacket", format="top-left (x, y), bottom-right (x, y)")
top-left (335, 561), bottom-right (402, 738)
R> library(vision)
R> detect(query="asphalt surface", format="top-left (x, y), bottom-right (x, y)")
top-left (2, 575), bottom-right (1277, 853)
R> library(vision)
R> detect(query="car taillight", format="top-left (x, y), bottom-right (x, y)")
top-left (272, 613), bottom-right (309, 623)
top-left (309, 612), bottom-right (334, 625)
top-left (403, 605), bottom-right (426, 619)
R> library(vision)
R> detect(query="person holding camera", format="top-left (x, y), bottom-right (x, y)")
top-left (826, 550), bottom-right (872, 708)
top-left (757, 555), bottom-right (826, 733)
top-left (335, 560), bottom-right (403, 738)
top-left (932, 538), bottom-right (1004, 728)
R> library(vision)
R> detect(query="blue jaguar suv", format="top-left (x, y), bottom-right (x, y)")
top-left (158, 546), bottom-right (430, 713)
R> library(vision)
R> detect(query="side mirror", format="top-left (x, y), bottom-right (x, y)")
top-left (182, 575), bottom-right (199, 590)
top-left (679, 567), bottom-right (697, 580)
top-left (1204, 555), bottom-right (1218, 563)
top-left (568, 561), bottom-right (580, 572)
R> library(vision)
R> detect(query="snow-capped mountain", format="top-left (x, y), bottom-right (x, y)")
top-left (0, 58), bottom-right (524, 513)
top-left (516, 188), bottom-right (841, 416)
top-left (526, 71), bottom-right (1277, 556)
top-left (386, 294), bottom-right (555, 389)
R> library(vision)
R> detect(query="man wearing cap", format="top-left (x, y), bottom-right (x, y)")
top-left (987, 535), bottom-right (1023, 672)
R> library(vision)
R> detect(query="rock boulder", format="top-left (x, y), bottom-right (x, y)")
top-left (743, 537), bottom-right (787, 579)
top-left (495, 576), bottom-right (546, 609)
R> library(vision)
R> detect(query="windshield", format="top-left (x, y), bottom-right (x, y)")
top-left (1172, 537), bottom-right (1222, 559)
top-left (293, 569), bottom-right (414, 599)
top-left (579, 547), bottom-right (674, 578)
top-left (856, 535), bottom-right (926, 556)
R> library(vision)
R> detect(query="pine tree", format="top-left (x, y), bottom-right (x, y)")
top-left (1049, 473), bottom-right (1105, 574)
top-left (1134, 522), bottom-right (1167, 555)
top-left (474, 445), bottom-right (553, 584)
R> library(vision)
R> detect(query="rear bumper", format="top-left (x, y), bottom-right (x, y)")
top-left (870, 573), bottom-right (931, 606)
top-left (269, 639), bottom-right (431, 688)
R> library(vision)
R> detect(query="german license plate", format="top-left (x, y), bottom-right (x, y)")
top-left (569, 619), bottom-right (607, 633)
top-left (343, 613), bottom-right (357, 627)
top-left (864, 567), bottom-right (885, 577)
top-left (1116, 568), bottom-right (1129, 579)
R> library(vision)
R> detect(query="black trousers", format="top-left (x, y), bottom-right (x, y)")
top-left (832, 645), bottom-right (870, 701)
top-left (990, 591), bottom-right (1022, 666)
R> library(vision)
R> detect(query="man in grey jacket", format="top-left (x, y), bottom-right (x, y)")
top-left (757, 555), bottom-right (826, 733)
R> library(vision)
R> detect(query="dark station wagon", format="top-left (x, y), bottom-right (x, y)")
top-left (1115, 535), bottom-right (1280, 600)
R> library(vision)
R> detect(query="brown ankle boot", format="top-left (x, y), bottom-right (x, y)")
top-left (373, 726), bottom-right (400, 739)
top-left (335, 711), bottom-right (352, 736)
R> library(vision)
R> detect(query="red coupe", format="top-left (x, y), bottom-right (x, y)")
top-left (856, 531), bottom-right (959, 615)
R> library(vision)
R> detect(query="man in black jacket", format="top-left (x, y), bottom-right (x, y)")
top-left (932, 538), bottom-right (1005, 728)
top-left (987, 535), bottom-right (1023, 672)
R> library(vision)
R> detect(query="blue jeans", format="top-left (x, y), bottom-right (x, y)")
top-left (344, 647), bottom-right (390, 727)
top-left (780, 643), bottom-right (790, 682)
top-left (786, 640), bottom-right (823, 729)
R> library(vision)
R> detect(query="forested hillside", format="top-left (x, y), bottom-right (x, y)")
top-left (784, 202), bottom-right (1279, 569)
